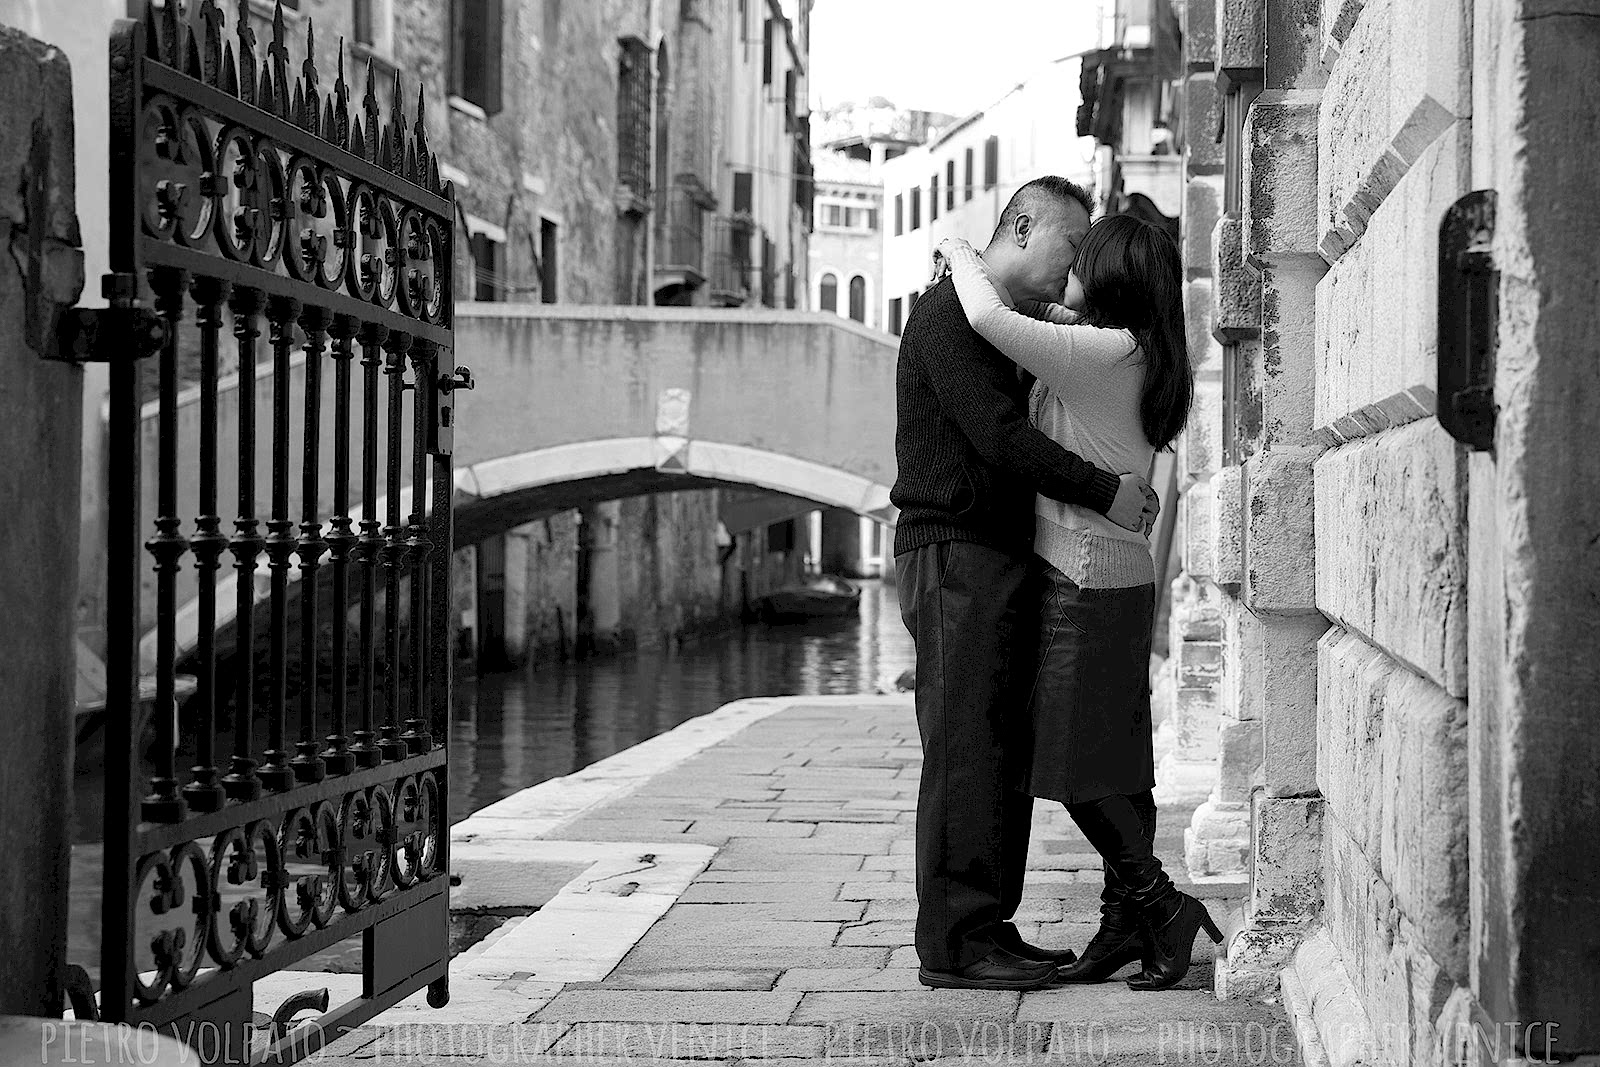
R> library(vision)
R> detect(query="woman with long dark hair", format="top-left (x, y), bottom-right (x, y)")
top-left (935, 212), bottom-right (1211, 990)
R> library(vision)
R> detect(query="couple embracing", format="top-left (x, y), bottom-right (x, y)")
top-left (891, 176), bottom-right (1221, 992)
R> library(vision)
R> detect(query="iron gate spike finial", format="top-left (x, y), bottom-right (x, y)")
top-left (221, 41), bottom-right (238, 96)
top-left (161, 0), bottom-right (180, 67)
top-left (334, 39), bottom-right (350, 148)
top-left (388, 69), bottom-right (405, 175)
top-left (269, 0), bottom-right (290, 119)
top-left (197, 0), bottom-right (223, 86)
top-left (363, 58), bottom-right (380, 164)
top-left (236, 0), bottom-right (256, 104)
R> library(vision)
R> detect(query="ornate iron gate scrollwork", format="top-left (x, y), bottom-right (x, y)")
top-left (92, 0), bottom-right (461, 1058)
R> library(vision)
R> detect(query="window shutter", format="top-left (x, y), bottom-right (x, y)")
top-left (762, 18), bottom-right (774, 85)
top-left (449, 0), bottom-right (467, 98)
top-left (484, 0), bottom-right (503, 114)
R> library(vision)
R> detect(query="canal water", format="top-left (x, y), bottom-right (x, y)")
top-left (449, 577), bottom-right (915, 819)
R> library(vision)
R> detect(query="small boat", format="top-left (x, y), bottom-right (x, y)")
top-left (758, 574), bottom-right (862, 621)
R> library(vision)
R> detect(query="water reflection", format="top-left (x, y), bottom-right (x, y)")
top-left (449, 578), bottom-right (914, 819)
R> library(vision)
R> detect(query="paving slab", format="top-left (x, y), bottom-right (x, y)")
top-left (289, 695), bottom-right (1286, 1066)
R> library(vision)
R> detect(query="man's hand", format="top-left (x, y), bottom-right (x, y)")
top-left (1107, 472), bottom-right (1160, 535)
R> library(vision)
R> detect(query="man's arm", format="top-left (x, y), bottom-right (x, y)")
top-left (910, 297), bottom-right (1123, 515)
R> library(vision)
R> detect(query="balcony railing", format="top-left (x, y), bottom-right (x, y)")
top-left (709, 215), bottom-right (758, 305)
top-left (656, 181), bottom-right (713, 284)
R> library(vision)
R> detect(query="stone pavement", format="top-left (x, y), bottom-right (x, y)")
top-left (290, 697), bottom-right (1300, 1066)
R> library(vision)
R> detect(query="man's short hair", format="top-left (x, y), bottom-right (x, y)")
top-left (988, 176), bottom-right (1094, 245)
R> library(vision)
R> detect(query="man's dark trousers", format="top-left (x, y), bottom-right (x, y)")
top-left (897, 539), bottom-right (1036, 972)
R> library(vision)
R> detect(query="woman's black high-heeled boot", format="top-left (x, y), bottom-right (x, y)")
top-left (1124, 880), bottom-right (1223, 991)
top-left (1055, 792), bottom-right (1157, 982)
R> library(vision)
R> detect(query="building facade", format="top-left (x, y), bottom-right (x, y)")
top-left (1129, 0), bottom-right (1600, 1061)
top-left (877, 58), bottom-right (1098, 335)
top-left (20, 0), bottom-right (817, 670)
top-left (808, 153), bottom-right (879, 328)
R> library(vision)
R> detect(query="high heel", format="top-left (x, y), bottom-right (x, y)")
top-left (1125, 890), bottom-right (1223, 991)
top-left (1053, 903), bottom-right (1145, 982)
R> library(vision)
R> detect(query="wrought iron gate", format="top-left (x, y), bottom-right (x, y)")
top-left (82, 0), bottom-right (464, 1057)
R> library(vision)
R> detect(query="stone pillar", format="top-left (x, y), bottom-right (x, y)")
top-left (1211, 0), bottom-right (1334, 999)
top-left (1164, 0), bottom-right (1252, 865)
top-left (502, 524), bottom-right (531, 665)
top-left (0, 24), bottom-right (85, 1015)
top-left (579, 501), bottom-right (622, 654)
top-left (818, 507), bottom-right (862, 577)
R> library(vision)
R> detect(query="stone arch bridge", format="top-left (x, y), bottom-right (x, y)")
top-left (134, 305), bottom-right (900, 663)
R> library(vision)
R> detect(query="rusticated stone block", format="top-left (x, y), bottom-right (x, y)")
top-left (1258, 260), bottom-right (1325, 451)
top-left (1264, 0), bottom-right (1327, 91)
top-left (1184, 797), bottom-right (1250, 878)
top-left (1216, 0), bottom-right (1265, 83)
top-left (1184, 72), bottom-right (1225, 173)
top-left (1184, 0), bottom-right (1219, 68)
top-left (1243, 454), bottom-right (1317, 615)
top-left (1322, 817), bottom-right (1468, 1067)
top-left (1220, 597), bottom-right (1257, 722)
top-left (1314, 419), bottom-right (1466, 695)
top-left (1318, 0), bottom-right (1465, 258)
top-left (1169, 572), bottom-right (1225, 643)
top-left (1319, 628), bottom-right (1468, 975)
top-left (1185, 377), bottom-right (1223, 481)
top-left (1183, 278), bottom-right (1214, 366)
top-left (1211, 463), bottom-right (1244, 587)
top-left (1194, 334), bottom-right (1224, 378)
top-left (1244, 95), bottom-right (1321, 266)
top-left (1378, 653), bottom-right (1467, 976)
top-left (1250, 794), bottom-right (1324, 922)
top-left (1316, 627), bottom-right (1387, 856)
top-left (1217, 714), bottom-right (1263, 802)
top-left (1183, 484), bottom-right (1215, 578)
top-left (1176, 639), bottom-right (1223, 689)
top-left (1211, 215), bottom-right (1260, 340)
top-left (1184, 173), bottom-right (1223, 272)
top-left (1173, 686), bottom-right (1221, 762)
top-left (1315, 125), bottom-right (1463, 431)
top-left (1259, 613), bottom-right (1329, 797)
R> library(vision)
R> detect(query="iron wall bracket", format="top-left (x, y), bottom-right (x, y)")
top-left (52, 274), bottom-right (167, 363)
top-left (1438, 190), bottom-right (1499, 452)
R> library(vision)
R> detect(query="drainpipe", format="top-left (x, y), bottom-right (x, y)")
top-left (644, 0), bottom-right (661, 305)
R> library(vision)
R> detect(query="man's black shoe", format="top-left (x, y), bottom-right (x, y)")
top-left (992, 927), bottom-right (1079, 965)
top-left (918, 946), bottom-right (1057, 990)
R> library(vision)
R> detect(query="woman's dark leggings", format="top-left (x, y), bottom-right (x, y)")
top-left (1064, 789), bottom-right (1166, 905)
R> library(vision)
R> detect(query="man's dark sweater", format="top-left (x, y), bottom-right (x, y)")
top-left (891, 276), bottom-right (1122, 558)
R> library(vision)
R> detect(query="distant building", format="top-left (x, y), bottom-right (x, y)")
top-left (878, 57), bottom-right (1098, 335)
top-left (808, 152), bottom-right (880, 328)
top-left (1075, 0), bottom-right (1183, 236)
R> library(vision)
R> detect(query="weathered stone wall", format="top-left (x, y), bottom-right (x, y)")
top-left (1185, 0), bottom-right (1600, 1060)
top-left (0, 23), bottom-right (84, 1015)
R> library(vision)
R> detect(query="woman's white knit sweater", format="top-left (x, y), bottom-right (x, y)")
top-left (945, 242), bottom-right (1156, 589)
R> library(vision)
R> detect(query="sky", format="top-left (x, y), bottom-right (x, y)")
top-left (808, 0), bottom-right (1107, 117)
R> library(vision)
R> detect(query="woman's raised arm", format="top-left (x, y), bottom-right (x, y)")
top-left (938, 237), bottom-right (1133, 397)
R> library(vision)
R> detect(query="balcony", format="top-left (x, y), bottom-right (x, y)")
top-left (708, 214), bottom-right (758, 306)
top-left (654, 177), bottom-right (716, 302)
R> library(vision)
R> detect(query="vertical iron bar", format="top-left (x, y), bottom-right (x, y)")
top-left (182, 275), bottom-right (230, 813)
top-left (378, 330), bottom-right (412, 762)
top-left (223, 286), bottom-right (265, 801)
top-left (144, 265), bottom-right (189, 824)
top-left (259, 294), bottom-right (301, 793)
top-left (350, 322), bottom-right (387, 768)
top-left (323, 314), bottom-right (358, 775)
top-left (291, 305), bottom-right (331, 783)
top-left (101, 18), bottom-right (143, 1020)
top-left (401, 342), bottom-right (434, 754)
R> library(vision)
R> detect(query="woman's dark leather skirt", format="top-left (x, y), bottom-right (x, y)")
top-left (1019, 561), bottom-right (1157, 805)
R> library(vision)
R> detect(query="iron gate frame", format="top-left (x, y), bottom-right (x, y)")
top-left (86, 0), bottom-right (464, 1058)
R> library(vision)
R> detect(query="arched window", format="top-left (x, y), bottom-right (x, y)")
top-left (819, 272), bottom-right (838, 313)
top-left (848, 275), bottom-right (866, 322)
